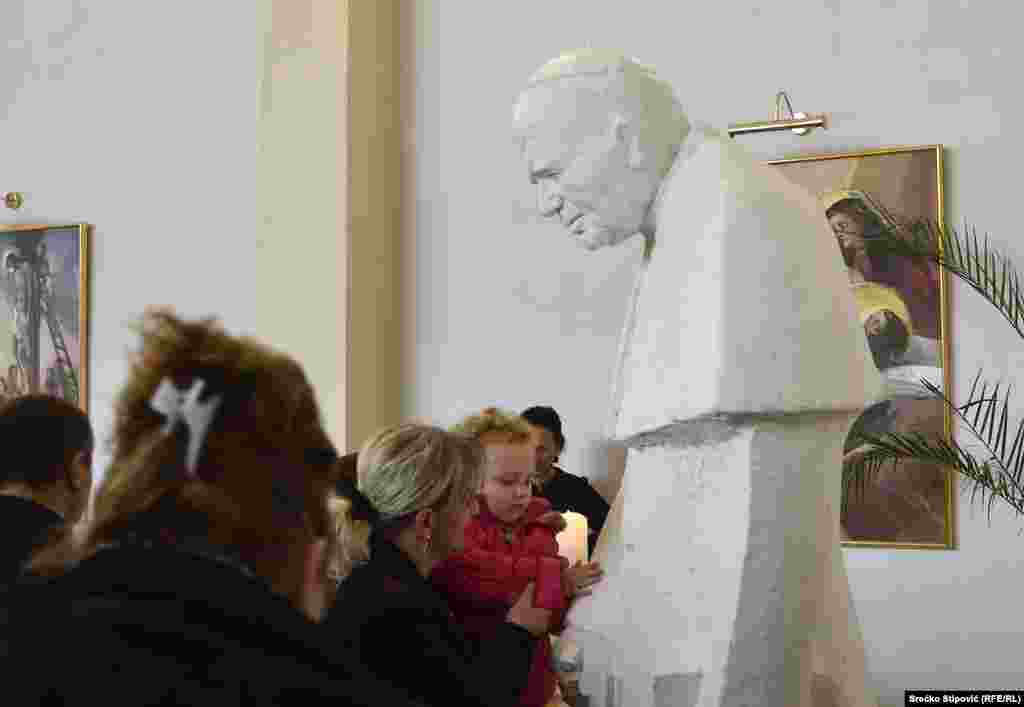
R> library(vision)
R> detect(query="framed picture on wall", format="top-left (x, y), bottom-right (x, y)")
top-left (0, 224), bottom-right (90, 411)
top-left (769, 146), bottom-right (953, 549)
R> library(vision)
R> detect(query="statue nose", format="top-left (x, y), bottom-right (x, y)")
top-left (538, 182), bottom-right (563, 217)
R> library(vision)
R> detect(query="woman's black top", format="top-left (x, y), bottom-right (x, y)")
top-left (0, 537), bottom-right (426, 706)
top-left (325, 535), bottom-right (537, 707)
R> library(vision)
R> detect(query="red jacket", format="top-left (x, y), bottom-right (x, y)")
top-left (431, 496), bottom-right (567, 707)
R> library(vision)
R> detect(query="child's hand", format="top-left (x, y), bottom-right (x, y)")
top-left (536, 511), bottom-right (567, 533)
top-left (562, 561), bottom-right (603, 598)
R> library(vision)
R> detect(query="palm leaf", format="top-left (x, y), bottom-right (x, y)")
top-left (846, 221), bottom-right (1024, 524)
top-left (876, 220), bottom-right (1024, 341)
top-left (844, 372), bottom-right (1024, 520)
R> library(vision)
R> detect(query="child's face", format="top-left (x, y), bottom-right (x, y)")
top-left (481, 441), bottom-right (535, 524)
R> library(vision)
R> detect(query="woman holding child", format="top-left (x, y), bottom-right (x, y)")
top-left (327, 422), bottom-right (551, 707)
top-left (329, 409), bottom-right (602, 707)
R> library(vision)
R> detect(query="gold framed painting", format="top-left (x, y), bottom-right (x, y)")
top-left (0, 224), bottom-right (90, 412)
top-left (770, 146), bottom-right (953, 549)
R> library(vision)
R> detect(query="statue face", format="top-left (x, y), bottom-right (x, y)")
top-left (518, 83), bottom-right (664, 250)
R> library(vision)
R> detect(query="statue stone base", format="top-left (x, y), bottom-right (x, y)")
top-left (565, 414), bottom-right (873, 707)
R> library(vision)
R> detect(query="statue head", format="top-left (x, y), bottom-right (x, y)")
top-left (514, 49), bottom-right (690, 250)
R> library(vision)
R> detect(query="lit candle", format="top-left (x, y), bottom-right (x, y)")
top-left (556, 511), bottom-right (589, 566)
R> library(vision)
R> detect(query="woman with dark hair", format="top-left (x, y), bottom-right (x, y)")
top-left (521, 406), bottom-right (609, 556)
top-left (2, 309), bottom-right (424, 706)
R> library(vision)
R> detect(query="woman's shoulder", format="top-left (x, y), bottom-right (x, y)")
top-left (335, 554), bottom-right (449, 624)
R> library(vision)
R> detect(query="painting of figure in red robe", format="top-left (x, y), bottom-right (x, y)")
top-left (772, 146), bottom-right (951, 548)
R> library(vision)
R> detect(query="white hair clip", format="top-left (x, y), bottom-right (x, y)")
top-left (149, 378), bottom-right (223, 478)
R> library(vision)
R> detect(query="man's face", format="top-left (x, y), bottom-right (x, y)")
top-left (518, 84), bottom-right (661, 250)
top-left (528, 425), bottom-right (559, 476)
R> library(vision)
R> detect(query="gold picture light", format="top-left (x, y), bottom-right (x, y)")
top-left (728, 91), bottom-right (827, 138)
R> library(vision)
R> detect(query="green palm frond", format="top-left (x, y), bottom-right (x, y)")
top-left (876, 220), bottom-right (1024, 341)
top-left (844, 371), bottom-right (1024, 520)
top-left (841, 220), bottom-right (1024, 526)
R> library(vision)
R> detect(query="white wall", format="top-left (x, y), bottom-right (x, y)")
top-left (1, 1), bottom-right (262, 479)
top-left (407, 2), bottom-right (1024, 703)
top-left (1, 0), bottom-right (358, 473)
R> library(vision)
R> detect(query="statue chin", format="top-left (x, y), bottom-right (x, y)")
top-left (576, 226), bottom-right (638, 251)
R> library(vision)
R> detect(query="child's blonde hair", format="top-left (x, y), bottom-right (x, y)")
top-left (450, 407), bottom-right (532, 446)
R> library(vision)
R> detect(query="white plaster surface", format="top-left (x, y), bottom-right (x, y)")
top-left (613, 127), bottom-right (883, 437)
top-left (570, 414), bottom-right (872, 706)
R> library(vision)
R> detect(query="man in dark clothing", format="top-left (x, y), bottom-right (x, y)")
top-left (0, 395), bottom-right (93, 583)
top-left (521, 406), bottom-right (609, 556)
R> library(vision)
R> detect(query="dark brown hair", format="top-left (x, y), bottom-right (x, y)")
top-left (521, 405), bottom-right (565, 451)
top-left (0, 395), bottom-right (93, 488)
top-left (30, 309), bottom-right (338, 609)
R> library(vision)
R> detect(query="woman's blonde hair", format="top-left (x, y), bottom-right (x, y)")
top-left (450, 407), bottom-right (532, 446)
top-left (353, 423), bottom-right (485, 558)
top-left (30, 309), bottom-right (338, 610)
top-left (326, 452), bottom-right (369, 582)
top-left (327, 493), bottom-right (370, 583)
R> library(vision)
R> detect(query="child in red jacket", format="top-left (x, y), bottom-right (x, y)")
top-left (433, 409), bottom-right (602, 707)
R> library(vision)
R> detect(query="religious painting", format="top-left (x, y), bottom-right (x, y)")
top-left (0, 224), bottom-right (90, 411)
top-left (770, 146), bottom-right (953, 549)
